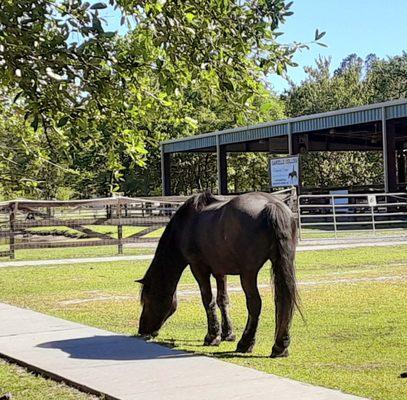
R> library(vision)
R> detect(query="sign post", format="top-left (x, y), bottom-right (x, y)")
top-left (269, 156), bottom-right (299, 188)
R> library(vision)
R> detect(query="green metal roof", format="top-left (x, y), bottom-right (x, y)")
top-left (162, 98), bottom-right (407, 153)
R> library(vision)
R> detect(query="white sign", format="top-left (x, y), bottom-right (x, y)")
top-left (270, 156), bottom-right (299, 187)
top-left (367, 194), bottom-right (377, 206)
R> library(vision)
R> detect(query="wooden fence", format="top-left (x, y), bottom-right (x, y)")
top-left (0, 189), bottom-right (296, 259)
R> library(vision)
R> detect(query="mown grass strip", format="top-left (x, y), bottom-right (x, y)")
top-left (0, 245), bottom-right (406, 400)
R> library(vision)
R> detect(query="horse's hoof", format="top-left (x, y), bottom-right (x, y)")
top-left (204, 335), bottom-right (221, 346)
top-left (221, 333), bottom-right (236, 342)
top-left (270, 347), bottom-right (289, 358)
top-left (236, 340), bottom-right (254, 353)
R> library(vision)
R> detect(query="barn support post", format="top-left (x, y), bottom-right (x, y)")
top-left (161, 145), bottom-right (172, 196)
top-left (216, 135), bottom-right (228, 195)
top-left (287, 122), bottom-right (293, 155)
top-left (382, 108), bottom-right (389, 192)
top-left (387, 125), bottom-right (397, 192)
top-left (397, 150), bottom-right (406, 190)
top-left (382, 108), bottom-right (397, 192)
top-left (290, 132), bottom-right (302, 195)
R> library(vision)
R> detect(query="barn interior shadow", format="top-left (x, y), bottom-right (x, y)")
top-left (37, 335), bottom-right (194, 361)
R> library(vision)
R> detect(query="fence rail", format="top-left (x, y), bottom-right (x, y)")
top-left (0, 189), bottom-right (297, 259)
top-left (298, 192), bottom-right (407, 240)
top-left (0, 196), bottom-right (186, 259)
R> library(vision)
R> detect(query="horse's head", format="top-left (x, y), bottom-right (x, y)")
top-left (137, 276), bottom-right (178, 338)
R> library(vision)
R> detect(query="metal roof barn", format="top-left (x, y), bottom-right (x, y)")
top-left (160, 99), bottom-right (407, 195)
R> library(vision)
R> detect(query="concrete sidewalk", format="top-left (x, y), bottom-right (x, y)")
top-left (0, 237), bottom-right (405, 268)
top-left (0, 303), bottom-right (366, 400)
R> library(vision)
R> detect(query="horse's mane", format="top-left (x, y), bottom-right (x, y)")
top-left (137, 191), bottom-right (218, 303)
top-left (189, 191), bottom-right (218, 211)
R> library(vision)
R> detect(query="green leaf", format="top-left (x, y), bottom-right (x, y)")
top-left (185, 13), bottom-right (195, 22)
top-left (184, 116), bottom-right (198, 129)
top-left (90, 2), bottom-right (108, 10)
top-left (315, 29), bottom-right (326, 41)
top-left (31, 115), bottom-right (39, 131)
top-left (103, 31), bottom-right (116, 38)
top-left (57, 116), bottom-right (69, 127)
top-left (13, 91), bottom-right (23, 103)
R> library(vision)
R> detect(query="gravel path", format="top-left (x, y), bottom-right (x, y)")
top-left (56, 275), bottom-right (407, 305)
top-left (0, 238), bottom-right (405, 269)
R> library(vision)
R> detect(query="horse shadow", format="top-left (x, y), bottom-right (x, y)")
top-left (37, 334), bottom-right (194, 361)
top-left (38, 335), bottom-right (270, 361)
top-left (211, 350), bottom-right (269, 359)
top-left (156, 339), bottom-right (270, 359)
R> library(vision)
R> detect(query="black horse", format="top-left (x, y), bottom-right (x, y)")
top-left (137, 192), bottom-right (300, 358)
top-left (288, 166), bottom-right (297, 183)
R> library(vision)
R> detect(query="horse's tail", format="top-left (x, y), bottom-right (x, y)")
top-left (263, 200), bottom-right (302, 356)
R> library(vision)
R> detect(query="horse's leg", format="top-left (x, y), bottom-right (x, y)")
top-left (191, 265), bottom-right (221, 346)
top-left (215, 275), bottom-right (235, 342)
top-left (236, 271), bottom-right (261, 353)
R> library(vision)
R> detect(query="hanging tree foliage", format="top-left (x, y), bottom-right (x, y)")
top-left (0, 0), bottom-right (327, 197)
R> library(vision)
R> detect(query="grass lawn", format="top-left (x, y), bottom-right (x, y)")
top-left (0, 359), bottom-right (94, 400)
top-left (0, 225), bottom-right (161, 260)
top-left (0, 244), bottom-right (155, 261)
top-left (24, 225), bottom-right (162, 240)
top-left (143, 226), bottom-right (165, 238)
top-left (0, 245), bottom-right (406, 399)
top-left (81, 225), bottom-right (163, 239)
top-left (300, 227), bottom-right (407, 240)
top-left (26, 226), bottom-right (88, 238)
top-left (82, 225), bottom-right (146, 239)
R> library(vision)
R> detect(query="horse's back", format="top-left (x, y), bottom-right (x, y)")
top-left (181, 192), bottom-right (284, 273)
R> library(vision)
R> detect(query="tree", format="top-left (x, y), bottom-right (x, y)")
top-left (0, 91), bottom-right (74, 199)
top-left (227, 93), bottom-right (285, 193)
top-left (366, 52), bottom-right (407, 102)
top-left (285, 55), bottom-right (367, 117)
top-left (283, 55), bottom-right (383, 190)
top-left (1, 0), bottom-right (317, 197)
top-left (120, 71), bottom-right (286, 195)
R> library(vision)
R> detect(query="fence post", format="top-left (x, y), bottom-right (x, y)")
top-left (297, 194), bottom-right (303, 241)
top-left (370, 205), bottom-right (376, 236)
top-left (332, 195), bottom-right (338, 239)
top-left (9, 202), bottom-right (16, 259)
top-left (117, 200), bottom-right (123, 255)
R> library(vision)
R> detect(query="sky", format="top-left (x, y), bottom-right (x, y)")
top-left (270, 0), bottom-right (407, 93)
top-left (100, 0), bottom-right (407, 94)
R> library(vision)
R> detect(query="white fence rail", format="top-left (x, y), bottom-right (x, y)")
top-left (298, 192), bottom-right (407, 240)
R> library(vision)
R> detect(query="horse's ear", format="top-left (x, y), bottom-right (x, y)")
top-left (134, 278), bottom-right (145, 284)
